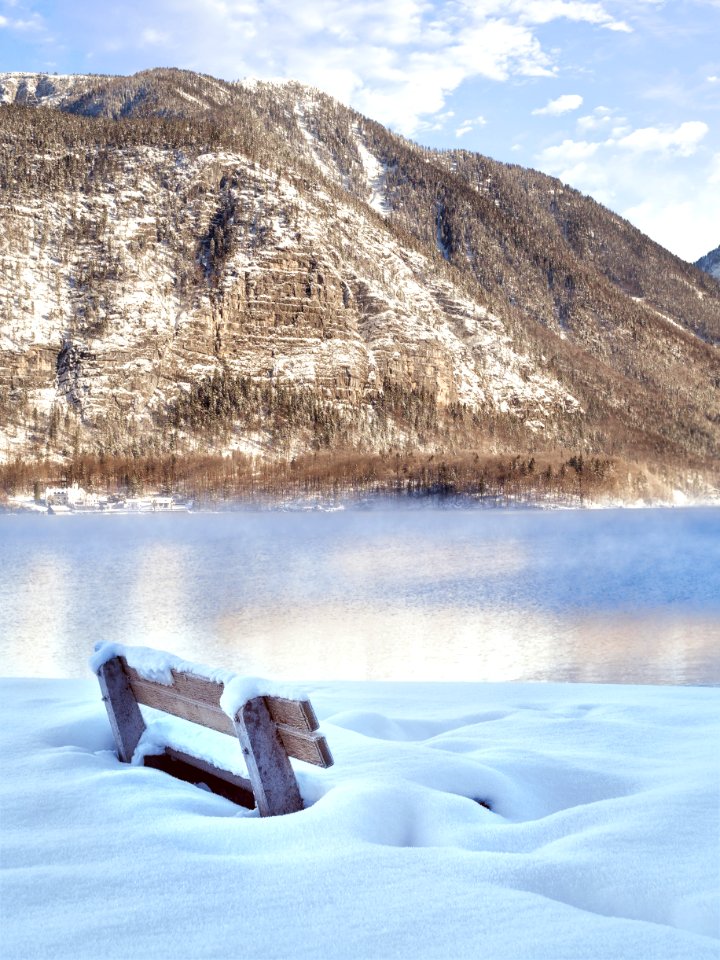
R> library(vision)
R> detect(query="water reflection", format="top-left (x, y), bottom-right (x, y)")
top-left (129, 544), bottom-right (195, 650)
top-left (3, 547), bottom-right (72, 677)
top-left (331, 536), bottom-right (527, 582)
top-left (212, 603), bottom-right (719, 685)
top-left (0, 507), bottom-right (718, 684)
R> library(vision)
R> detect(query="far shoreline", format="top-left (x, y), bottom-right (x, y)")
top-left (3, 486), bottom-right (720, 516)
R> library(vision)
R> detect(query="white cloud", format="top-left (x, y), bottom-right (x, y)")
top-left (537, 121), bottom-right (711, 175)
top-left (140, 28), bottom-right (169, 46)
top-left (10, 16), bottom-right (41, 30)
top-left (518, 1), bottom-right (631, 31)
top-left (418, 112), bottom-right (455, 134)
top-left (455, 115), bottom-right (487, 137)
top-left (539, 138), bottom-right (600, 161)
top-left (533, 93), bottom-right (583, 115)
top-left (32, 0), bottom-right (633, 137)
top-left (462, 1), bottom-right (630, 32)
top-left (614, 121), bottom-right (709, 157)
top-left (0, 10), bottom-right (42, 30)
top-left (709, 153), bottom-right (720, 184)
top-left (269, 12), bottom-right (562, 135)
top-left (707, 75), bottom-right (719, 83)
top-left (535, 120), bottom-right (718, 260)
top-left (577, 106), bottom-right (614, 131)
top-left (622, 196), bottom-right (720, 262)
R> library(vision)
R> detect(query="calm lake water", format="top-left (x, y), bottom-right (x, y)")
top-left (1, 504), bottom-right (719, 685)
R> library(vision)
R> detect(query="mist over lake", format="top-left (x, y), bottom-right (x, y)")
top-left (1, 504), bottom-right (718, 685)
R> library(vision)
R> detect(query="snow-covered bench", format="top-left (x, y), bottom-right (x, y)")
top-left (92, 644), bottom-right (333, 817)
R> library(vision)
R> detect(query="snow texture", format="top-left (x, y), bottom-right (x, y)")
top-left (353, 126), bottom-right (390, 216)
top-left (91, 642), bottom-right (306, 717)
top-left (90, 640), bottom-right (237, 687)
top-left (219, 675), bottom-right (307, 718)
top-left (1, 676), bottom-right (718, 960)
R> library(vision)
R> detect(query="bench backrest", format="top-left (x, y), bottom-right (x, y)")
top-left (97, 652), bottom-right (332, 816)
top-left (121, 659), bottom-right (333, 767)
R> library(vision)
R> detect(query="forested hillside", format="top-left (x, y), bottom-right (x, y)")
top-left (0, 68), bottom-right (718, 499)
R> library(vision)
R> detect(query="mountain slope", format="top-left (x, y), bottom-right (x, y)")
top-left (696, 245), bottom-right (720, 282)
top-left (0, 68), bottom-right (718, 488)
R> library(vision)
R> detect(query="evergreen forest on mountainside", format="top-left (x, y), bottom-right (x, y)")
top-left (0, 68), bottom-right (718, 502)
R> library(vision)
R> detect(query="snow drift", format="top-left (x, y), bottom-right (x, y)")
top-left (1, 677), bottom-right (718, 959)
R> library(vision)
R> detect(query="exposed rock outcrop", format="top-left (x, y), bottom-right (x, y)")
top-left (0, 68), bottom-right (717, 479)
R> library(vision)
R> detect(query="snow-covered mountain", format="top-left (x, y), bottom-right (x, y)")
top-left (695, 245), bottom-right (720, 281)
top-left (0, 68), bottom-right (718, 485)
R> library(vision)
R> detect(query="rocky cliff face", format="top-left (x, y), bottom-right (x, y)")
top-left (0, 68), bottom-right (718, 479)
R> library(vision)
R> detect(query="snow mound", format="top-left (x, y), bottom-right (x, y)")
top-left (1, 678), bottom-right (718, 959)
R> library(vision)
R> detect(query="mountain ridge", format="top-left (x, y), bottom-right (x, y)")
top-left (0, 68), bottom-right (718, 497)
top-left (696, 245), bottom-right (720, 281)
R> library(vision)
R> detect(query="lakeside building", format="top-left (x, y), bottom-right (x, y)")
top-left (43, 484), bottom-right (189, 514)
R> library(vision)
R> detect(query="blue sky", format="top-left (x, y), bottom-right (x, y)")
top-left (1, 1), bottom-right (718, 261)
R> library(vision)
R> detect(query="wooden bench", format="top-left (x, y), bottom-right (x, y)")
top-left (95, 649), bottom-right (333, 817)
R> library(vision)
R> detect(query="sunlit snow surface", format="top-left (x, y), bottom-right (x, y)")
top-left (1, 678), bottom-right (718, 959)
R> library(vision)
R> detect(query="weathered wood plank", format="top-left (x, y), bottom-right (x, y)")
top-left (144, 748), bottom-right (255, 808)
top-left (122, 661), bottom-right (233, 724)
top-left (123, 661), bottom-right (323, 736)
top-left (97, 656), bottom-right (146, 763)
top-left (122, 661), bottom-right (224, 706)
top-left (276, 725), bottom-right (334, 767)
top-left (126, 674), bottom-right (236, 737)
top-left (234, 696), bottom-right (304, 817)
top-left (265, 696), bottom-right (319, 732)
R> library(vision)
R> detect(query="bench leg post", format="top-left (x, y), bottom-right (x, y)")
top-left (97, 656), bottom-right (146, 763)
top-left (234, 697), bottom-right (304, 817)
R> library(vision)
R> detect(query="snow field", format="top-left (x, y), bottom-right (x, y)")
top-left (1, 677), bottom-right (718, 959)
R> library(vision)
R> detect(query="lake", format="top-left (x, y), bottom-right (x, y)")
top-left (1, 503), bottom-right (718, 684)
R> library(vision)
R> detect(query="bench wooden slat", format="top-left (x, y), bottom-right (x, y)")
top-left (122, 659), bottom-right (323, 737)
top-left (265, 697), bottom-right (319, 733)
top-left (127, 672), bottom-right (237, 737)
top-left (144, 747), bottom-right (255, 808)
top-left (276, 725), bottom-right (333, 767)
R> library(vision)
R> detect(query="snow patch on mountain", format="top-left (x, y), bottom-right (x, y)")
top-left (0, 71), bottom-right (93, 107)
top-left (292, 100), bottom-right (337, 183)
top-left (353, 127), bottom-right (390, 217)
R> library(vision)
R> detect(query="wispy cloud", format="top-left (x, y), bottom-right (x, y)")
top-left (455, 115), bottom-right (487, 138)
top-left (2, 0), bottom-right (716, 260)
top-left (139, 28), bottom-right (170, 47)
top-left (576, 105), bottom-right (614, 131)
top-left (0, 4), bottom-right (43, 32)
top-left (517, 0), bottom-right (631, 31)
top-left (614, 121), bottom-right (709, 157)
top-left (535, 118), bottom-right (716, 259)
top-left (454, 1), bottom-right (630, 32)
top-left (538, 138), bottom-right (600, 162)
top-left (533, 93), bottom-right (584, 115)
top-left (709, 153), bottom-right (720, 184)
top-left (0, 0), bottom-right (633, 135)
